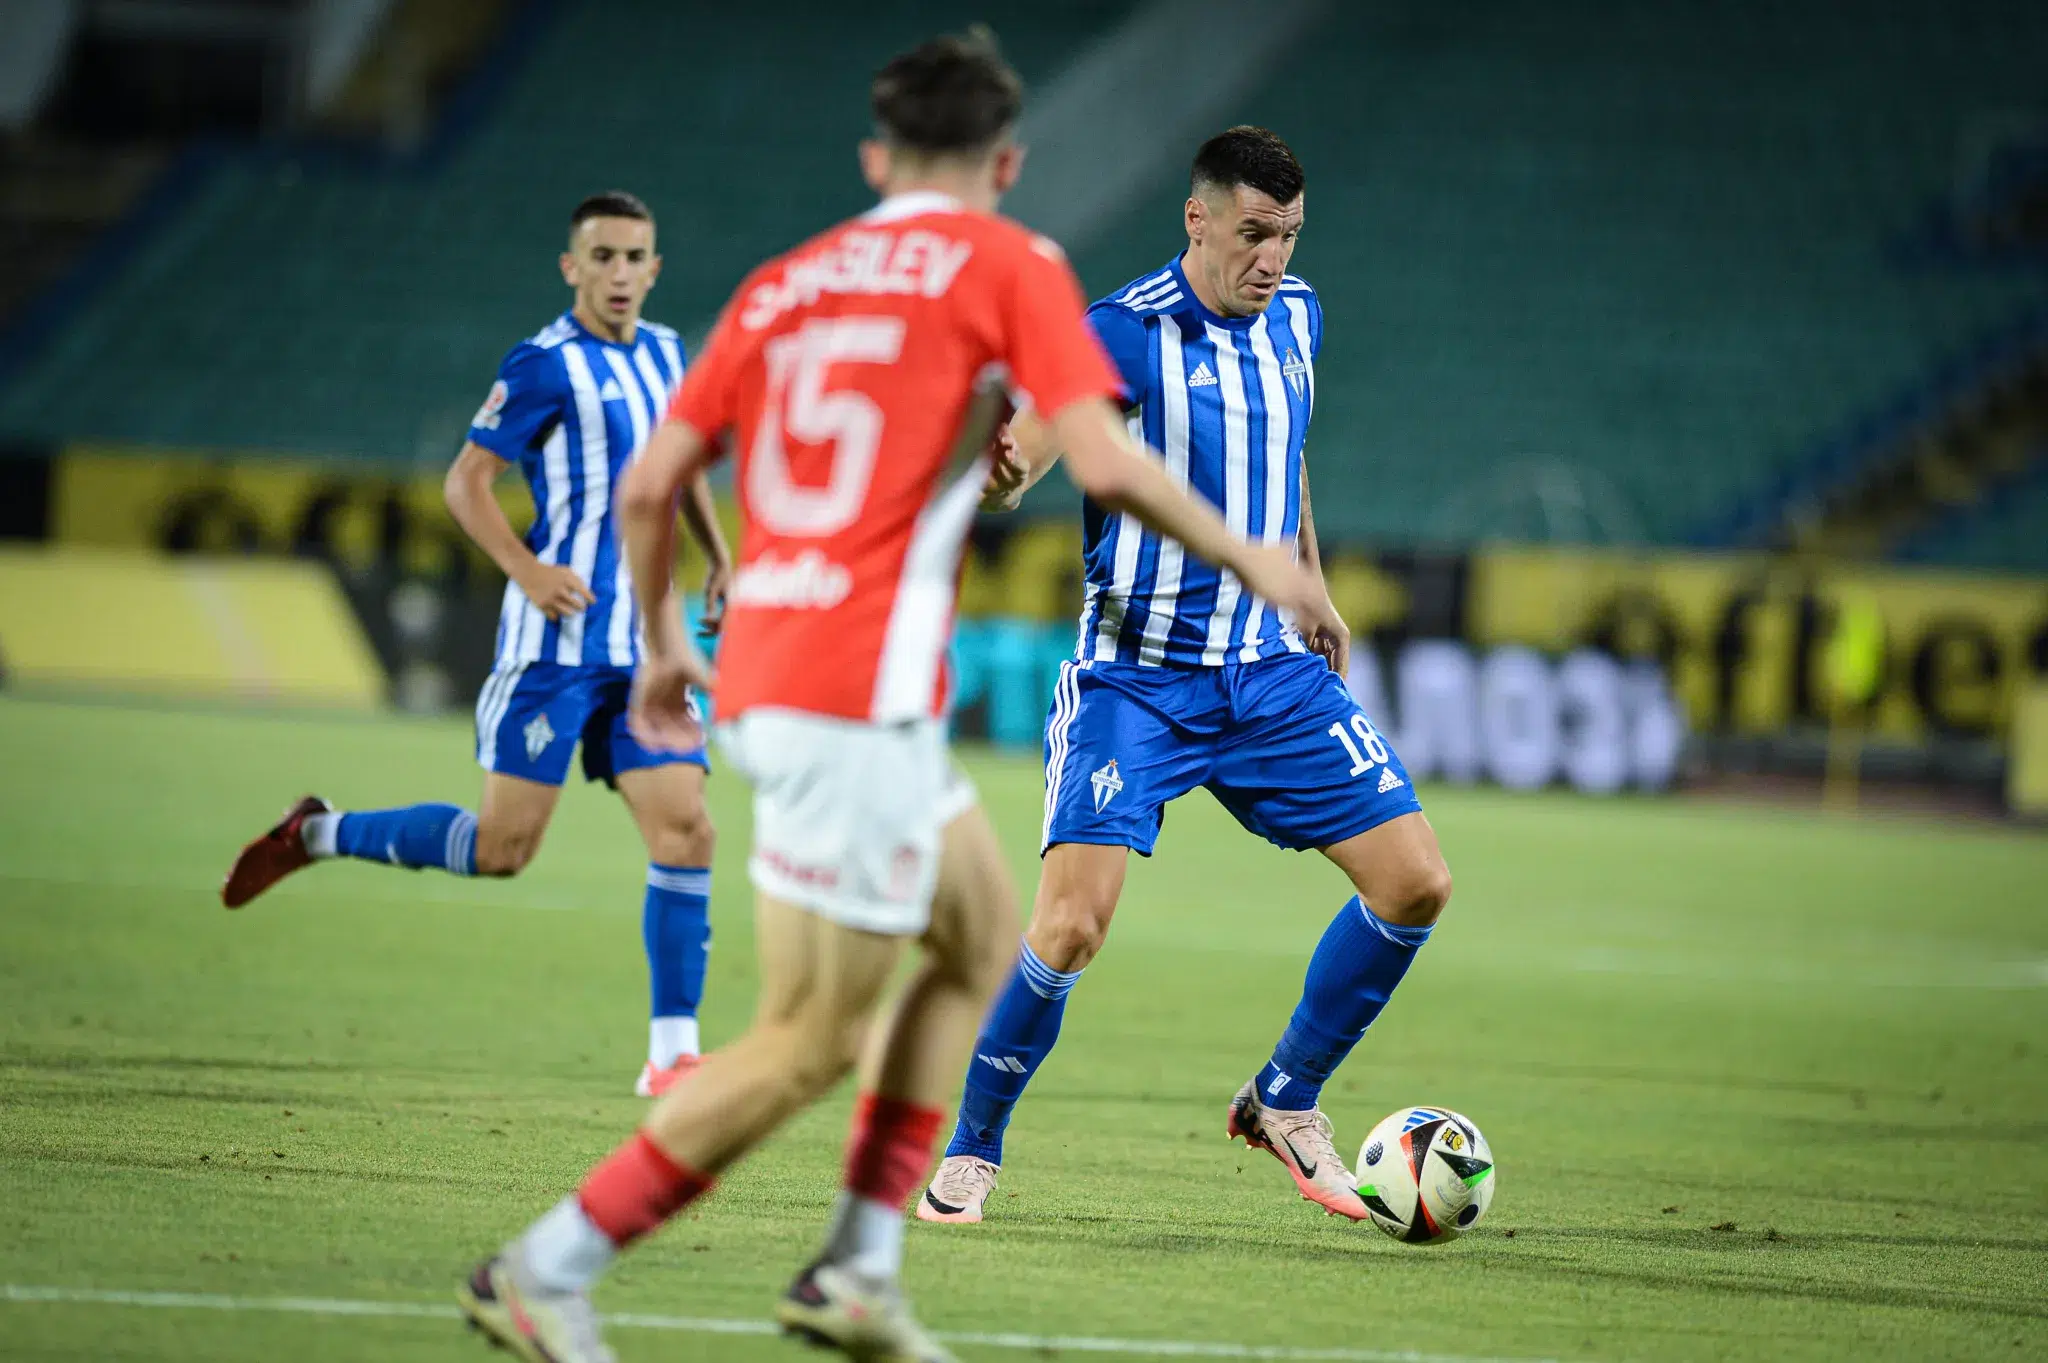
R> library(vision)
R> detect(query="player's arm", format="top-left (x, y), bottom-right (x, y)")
top-left (443, 441), bottom-right (594, 620)
top-left (676, 472), bottom-right (734, 637)
top-left (979, 411), bottom-right (1063, 512)
top-left (1295, 452), bottom-right (1350, 674)
top-left (1052, 398), bottom-right (1328, 625)
top-left (984, 303), bottom-right (1138, 514)
top-left (616, 418), bottom-right (719, 747)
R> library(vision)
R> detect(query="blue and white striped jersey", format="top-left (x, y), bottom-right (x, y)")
top-left (466, 312), bottom-right (688, 668)
top-left (1075, 256), bottom-right (1321, 667)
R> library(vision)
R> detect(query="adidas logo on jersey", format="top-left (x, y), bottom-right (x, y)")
top-left (1187, 361), bottom-right (1219, 387)
top-left (598, 376), bottom-right (626, 401)
top-left (1377, 766), bottom-right (1405, 794)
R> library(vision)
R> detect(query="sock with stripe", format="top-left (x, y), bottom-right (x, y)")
top-left (306, 805), bottom-right (477, 875)
top-left (944, 941), bottom-right (1081, 1165)
top-left (823, 1092), bottom-right (944, 1280)
top-left (643, 864), bottom-right (712, 1067)
top-left (1255, 896), bottom-right (1433, 1112)
top-left (521, 1130), bottom-right (714, 1292)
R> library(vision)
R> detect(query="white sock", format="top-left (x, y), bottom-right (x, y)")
top-left (520, 1196), bottom-right (617, 1293)
top-left (301, 812), bottom-right (339, 859)
top-left (821, 1191), bottom-right (904, 1282)
top-left (648, 1015), bottom-right (700, 1068)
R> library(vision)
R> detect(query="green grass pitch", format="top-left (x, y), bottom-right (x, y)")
top-left (1, 694), bottom-right (2044, 1362)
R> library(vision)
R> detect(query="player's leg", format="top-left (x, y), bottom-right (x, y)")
top-left (924, 840), bottom-right (1123, 1220)
top-left (1208, 652), bottom-right (1445, 1219)
top-left (1255, 811), bottom-right (1450, 1111)
top-left (463, 892), bottom-right (903, 1363)
top-left (464, 711), bottom-right (959, 1363)
top-left (218, 662), bottom-right (579, 906)
top-left (786, 792), bottom-right (1014, 1354)
top-left (927, 662), bottom-right (1214, 1221)
top-left (822, 793), bottom-right (1014, 1248)
top-left (604, 680), bottom-right (718, 1096)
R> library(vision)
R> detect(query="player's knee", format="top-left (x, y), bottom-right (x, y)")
top-left (957, 900), bottom-right (1022, 999)
top-left (767, 1015), bottom-right (862, 1099)
top-left (473, 823), bottom-right (543, 877)
top-left (1381, 859), bottom-right (1452, 928)
top-left (1030, 890), bottom-right (1114, 971)
top-left (644, 802), bottom-right (715, 867)
top-left (932, 880), bottom-right (1020, 998)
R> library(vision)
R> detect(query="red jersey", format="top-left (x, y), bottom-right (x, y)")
top-left (668, 191), bottom-right (1120, 723)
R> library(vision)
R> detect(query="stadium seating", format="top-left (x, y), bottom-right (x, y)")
top-left (1, 0), bottom-right (2045, 559)
top-left (0, 0), bottom-right (1127, 466)
top-left (1068, 0), bottom-right (2048, 547)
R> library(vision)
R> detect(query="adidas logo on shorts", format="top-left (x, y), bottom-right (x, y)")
top-left (1377, 766), bottom-right (1404, 794)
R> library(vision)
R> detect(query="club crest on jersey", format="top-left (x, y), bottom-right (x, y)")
top-left (1282, 347), bottom-right (1308, 398)
top-left (1090, 759), bottom-right (1124, 812)
top-left (523, 713), bottom-right (556, 761)
top-left (1187, 361), bottom-right (1219, 388)
top-left (472, 379), bottom-right (508, 430)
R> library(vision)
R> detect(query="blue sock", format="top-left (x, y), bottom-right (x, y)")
top-left (945, 941), bottom-right (1082, 1164)
top-left (1256, 897), bottom-right (1432, 1112)
top-left (644, 864), bottom-right (711, 1064)
top-left (332, 804), bottom-right (477, 874)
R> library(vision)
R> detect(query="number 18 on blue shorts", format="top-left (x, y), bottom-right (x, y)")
top-left (1039, 649), bottom-right (1422, 856)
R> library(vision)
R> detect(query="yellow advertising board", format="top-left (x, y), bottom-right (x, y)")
top-left (0, 545), bottom-right (383, 707)
top-left (47, 446), bottom-right (2048, 742)
top-left (54, 446), bottom-right (526, 578)
top-left (1467, 546), bottom-right (2048, 739)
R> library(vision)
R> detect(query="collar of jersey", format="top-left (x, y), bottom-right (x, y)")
top-left (561, 310), bottom-right (641, 349)
top-left (862, 190), bottom-right (964, 224)
top-left (1167, 254), bottom-right (1262, 332)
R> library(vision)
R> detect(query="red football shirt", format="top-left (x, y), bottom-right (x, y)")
top-left (668, 191), bottom-right (1120, 723)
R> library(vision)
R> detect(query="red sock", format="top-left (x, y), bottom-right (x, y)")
top-left (843, 1092), bottom-right (944, 1209)
top-left (576, 1130), bottom-right (714, 1247)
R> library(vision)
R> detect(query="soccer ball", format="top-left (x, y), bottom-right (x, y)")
top-left (1354, 1107), bottom-right (1495, 1244)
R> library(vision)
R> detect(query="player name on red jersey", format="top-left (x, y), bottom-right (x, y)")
top-left (739, 229), bottom-right (976, 330)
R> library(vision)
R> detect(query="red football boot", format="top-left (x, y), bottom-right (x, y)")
top-left (221, 796), bottom-right (332, 908)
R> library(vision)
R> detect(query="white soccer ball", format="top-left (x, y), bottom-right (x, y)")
top-left (1355, 1107), bottom-right (1495, 1244)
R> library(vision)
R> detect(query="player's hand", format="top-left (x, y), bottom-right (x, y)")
top-left (979, 424), bottom-right (1028, 513)
top-left (516, 563), bottom-right (596, 620)
top-left (630, 642), bottom-right (716, 754)
top-left (1233, 545), bottom-right (1329, 642)
top-left (1297, 585), bottom-right (1351, 677)
top-left (698, 557), bottom-right (733, 638)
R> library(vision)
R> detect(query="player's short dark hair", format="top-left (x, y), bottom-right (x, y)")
top-left (871, 26), bottom-right (1023, 157)
top-left (569, 191), bottom-right (653, 236)
top-left (1191, 127), bottom-right (1305, 205)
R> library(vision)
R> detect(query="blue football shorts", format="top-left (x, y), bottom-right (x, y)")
top-left (1039, 650), bottom-right (1421, 855)
top-left (473, 661), bottom-right (708, 788)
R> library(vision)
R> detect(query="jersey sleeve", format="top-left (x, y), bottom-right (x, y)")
top-left (665, 294), bottom-right (745, 447)
top-left (997, 235), bottom-right (1123, 419)
top-left (467, 343), bottom-right (566, 462)
top-left (1083, 303), bottom-right (1149, 410)
top-left (1304, 289), bottom-right (1324, 358)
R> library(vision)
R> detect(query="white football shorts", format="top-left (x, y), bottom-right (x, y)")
top-left (714, 708), bottom-right (978, 936)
